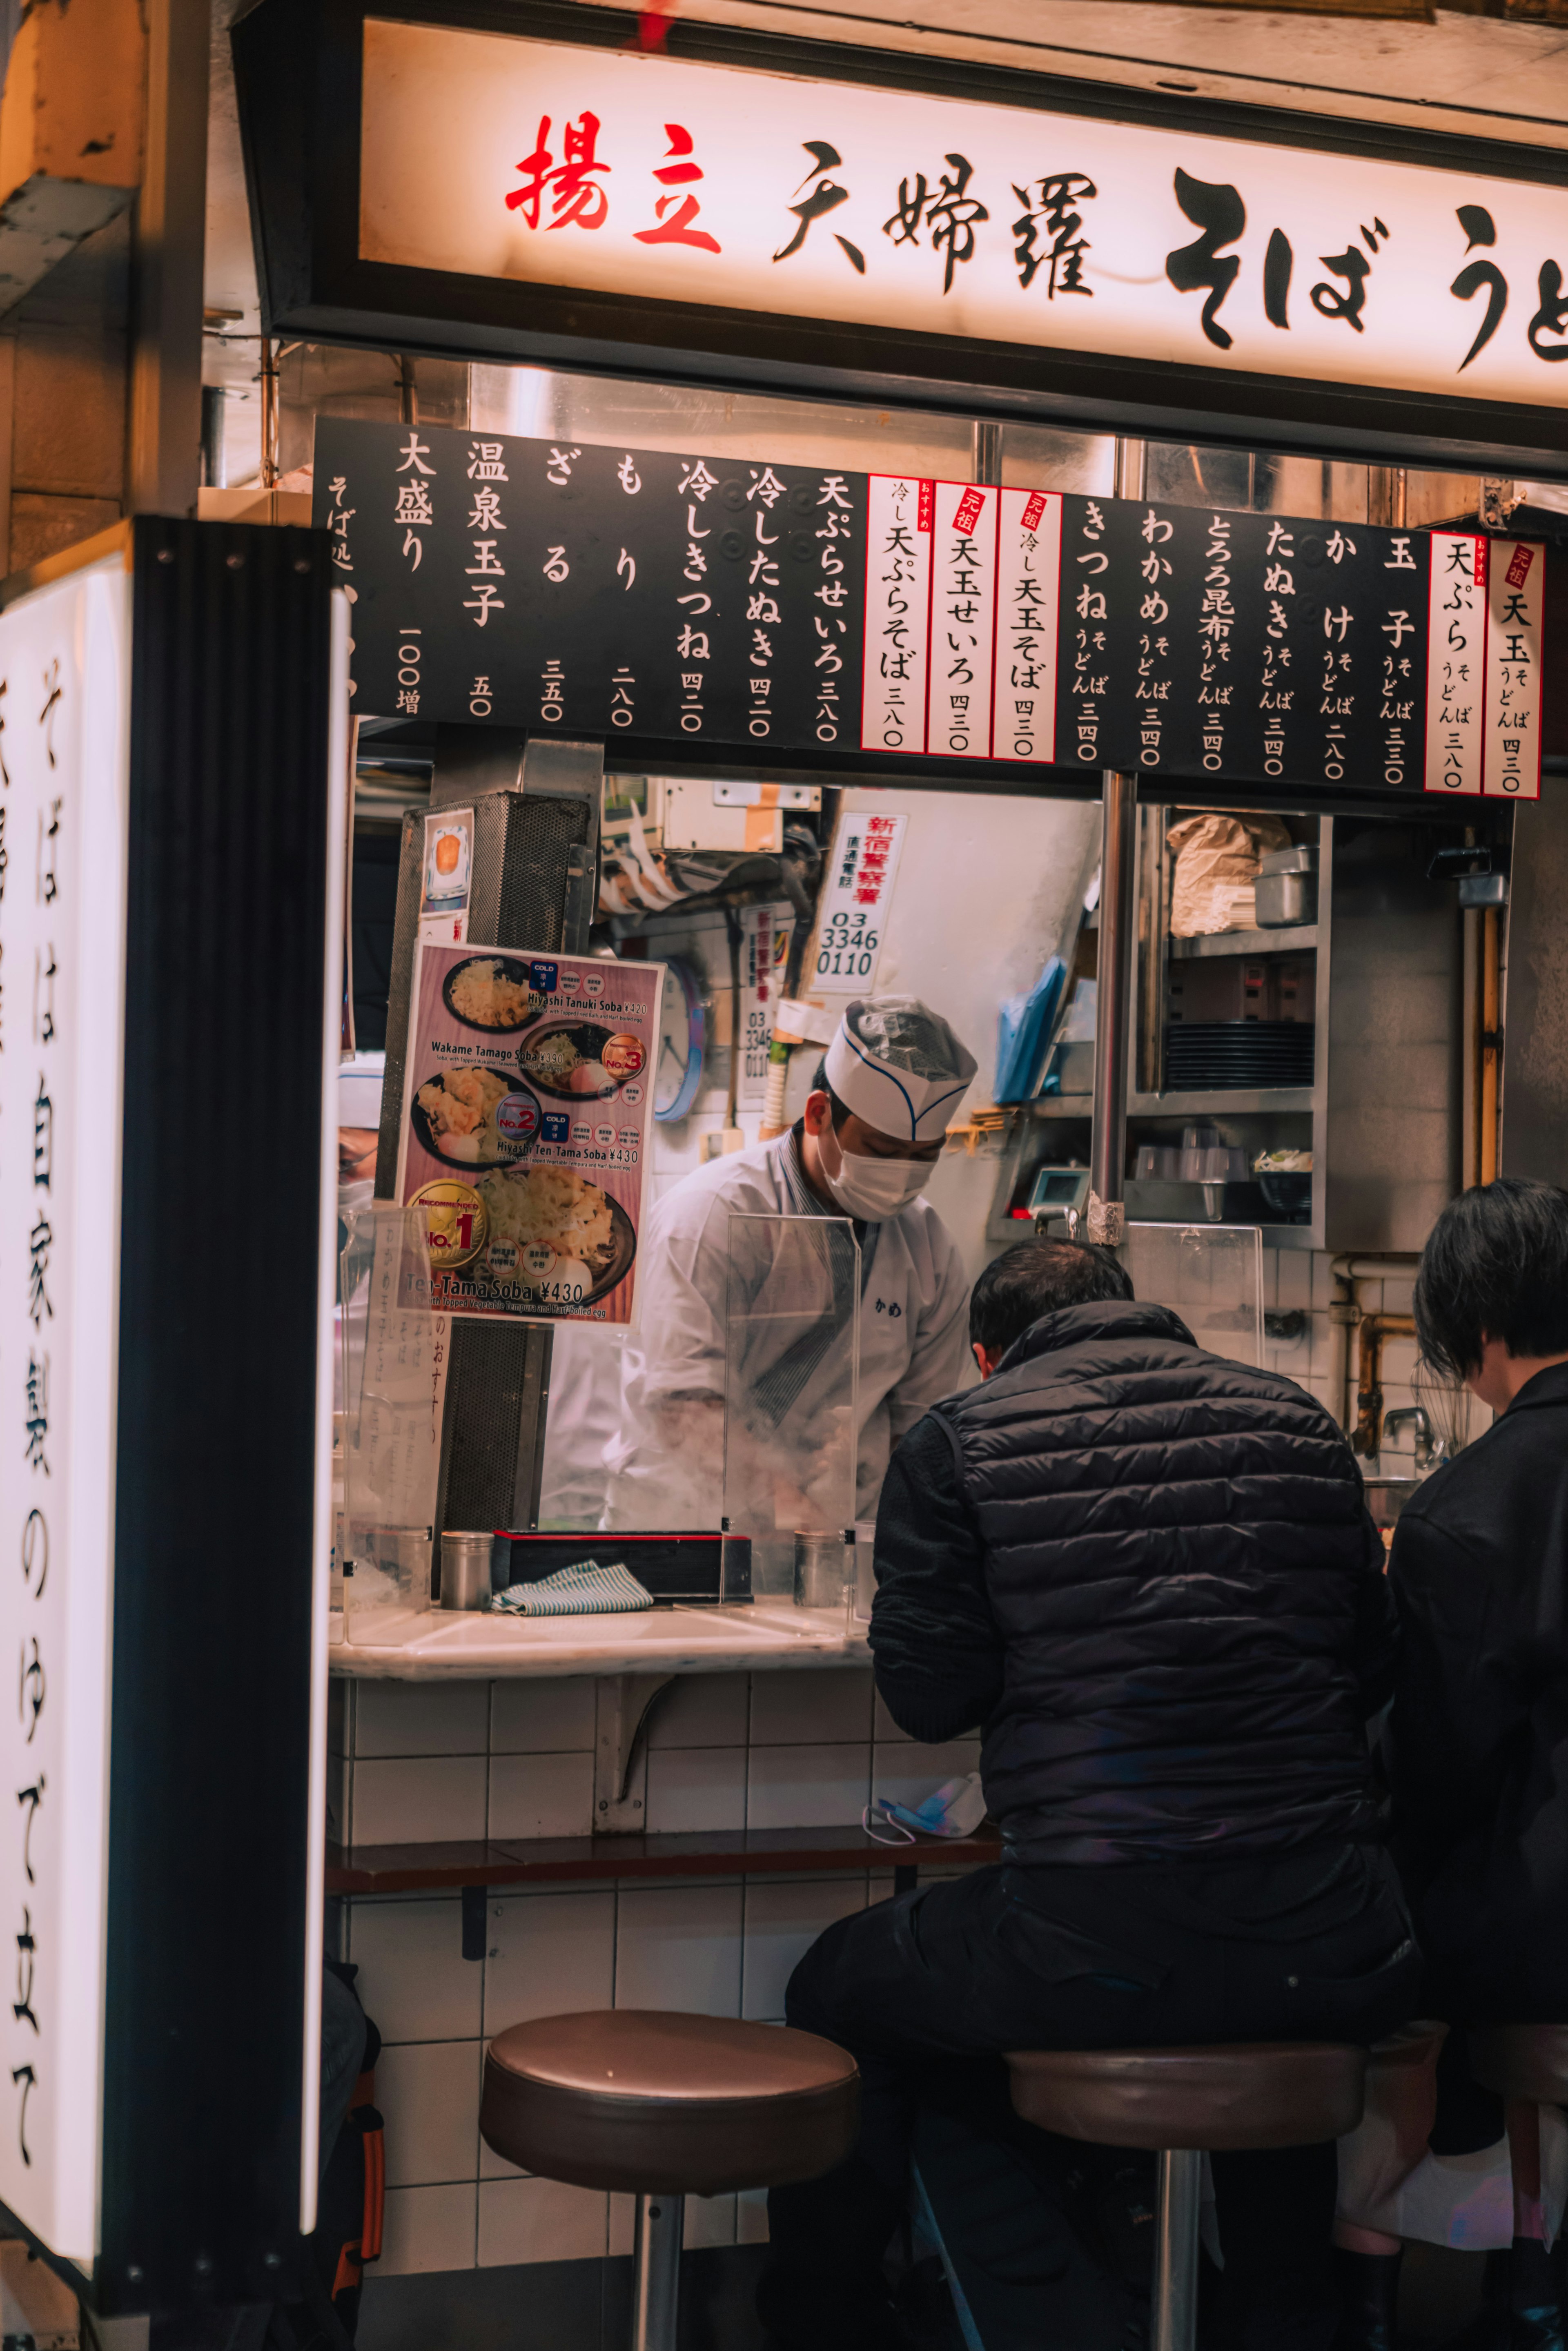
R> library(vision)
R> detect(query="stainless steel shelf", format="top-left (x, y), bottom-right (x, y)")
top-left (1032, 1088), bottom-right (1317, 1118)
top-left (1168, 925), bottom-right (1317, 960)
top-left (1127, 1089), bottom-right (1318, 1116)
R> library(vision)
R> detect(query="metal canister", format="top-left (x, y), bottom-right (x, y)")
top-left (793, 1529), bottom-right (848, 1610)
top-left (440, 1531), bottom-right (494, 1611)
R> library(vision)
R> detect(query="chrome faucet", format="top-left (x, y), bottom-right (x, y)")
top-left (1382, 1406), bottom-right (1436, 1470)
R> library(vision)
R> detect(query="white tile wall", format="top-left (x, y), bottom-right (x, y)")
top-left (482, 1889), bottom-right (617, 2039)
top-left (873, 1690), bottom-right (915, 1744)
top-left (488, 1750), bottom-right (596, 1841)
top-left (749, 1668), bottom-right (873, 1747)
top-left (355, 1681), bottom-right (489, 1759)
top-left (746, 1743), bottom-right (871, 1831)
top-left (489, 1678), bottom-right (597, 1755)
top-left (614, 1883), bottom-right (744, 2015)
top-left (477, 2177), bottom-right (608, 2267)
top-left (377, 2040), bottom-right (483, 2186)
top-left (351, 1755), bottom-right (487, 1847)
top-left (379, 2184), bottom-right (477, 2276)
top-left (349, 1896), bottom-right (484, 2043)
top-left (740, 1878), bottom-right (866, 2021)
top-left (645, 1745), bottom-right (747, 1834)
top-left (648, 1672), bottom-right (750, 1748)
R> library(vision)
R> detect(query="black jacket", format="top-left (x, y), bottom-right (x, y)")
top-left (868, 1299), bottom-right (1396, 1865)
top-left (1385, 1361), bottom-right (1568, 2005)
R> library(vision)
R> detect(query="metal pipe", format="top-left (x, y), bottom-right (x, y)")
top-left (630, 2192), bottom-right (683, 2351)
top-left (971, 419), bottom-right (1003, 486)
top-left (199, 384), bottom-right (226, 490)
top-left (1089, 769), bottom-right (1137, 1246)
top-left (1152, 2147), bottom-right (1202, 2351)
top-left (1085, 435), bottom-right (1148, 1249)
top-left (259, 336), bottom-right (279, 490)
top-left (1354, 1313), bottom-right (1417, 1459)
top-left (1481, 903), bottom-right (1501, 1185)
top-left (1462, 898), bottom-right (1481, 1192)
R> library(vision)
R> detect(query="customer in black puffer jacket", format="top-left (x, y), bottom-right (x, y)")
top-left (760, 1240), bottom-right (1419, 2351)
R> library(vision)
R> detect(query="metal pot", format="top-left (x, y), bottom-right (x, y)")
top-left (1254, 868), bottom-right (1317, 927)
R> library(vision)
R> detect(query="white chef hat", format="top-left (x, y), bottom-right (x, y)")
top-left (823, 996), bottom-right (978, 1145)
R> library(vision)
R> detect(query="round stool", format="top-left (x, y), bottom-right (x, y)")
top-left (481, 2010), bottom-right (859, 2351)
top-left (1006, 2043), bottom-right (1368, 2351)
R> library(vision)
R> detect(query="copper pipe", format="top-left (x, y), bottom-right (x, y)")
top-left (1354, 1313), bottom-right (1417, 1458)
top-left (1480, 903), bottom-right (1501, 1185)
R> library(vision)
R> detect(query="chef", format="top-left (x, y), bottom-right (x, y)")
top-left (606, 996), bottom-right (977, 1528)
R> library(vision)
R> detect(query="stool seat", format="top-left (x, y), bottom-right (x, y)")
top-left (1470, 2023), bottom-right (1568, 2106)
top-left (1006, 2041), bottom-right (1368, 2151)
top-left (481, 2009), bottom-right (860, 2197)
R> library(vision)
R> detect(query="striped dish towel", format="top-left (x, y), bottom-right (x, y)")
top-left (489, 1560), bottom-right (655, 1617)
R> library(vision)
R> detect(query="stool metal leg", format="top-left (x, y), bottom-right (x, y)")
top-left (630, 2191), bottom-right (684, 2351)
top-left (1152, 2148), bottom-right (1202, 2351)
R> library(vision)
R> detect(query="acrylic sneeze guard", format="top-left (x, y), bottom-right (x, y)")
top-left (722, 1212), bottom-right (860, 1614)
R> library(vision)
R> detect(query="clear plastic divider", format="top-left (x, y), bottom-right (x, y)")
top-left (1123, 1222), bottom-right (1265, 1368)
top-left (722, 1212), bottom-right (860, 1616)
top-left (339, 1203), bottom-right (443, 1638)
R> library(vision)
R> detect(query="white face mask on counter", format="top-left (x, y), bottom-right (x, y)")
top-left (818, 1120), bottom-right (937, 1222)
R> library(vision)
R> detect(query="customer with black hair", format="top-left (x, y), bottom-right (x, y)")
top-left (760, 1239), bottom-right (1418, 2351)
top-left (1390, 1174), bottom-right (1568, 2002)
top-left (1374, 1180), bottom-right (1568, 2346)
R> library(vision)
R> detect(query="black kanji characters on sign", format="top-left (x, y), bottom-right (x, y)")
top-left (1165, 170), bottom-right (1245, 350)
top-left (1012, 174), bottom-right (1096, 297)
top-left (774, 141), bottom-right (865, 274)
top-left (883, 154), bottom-right (989, 294)
top-left (1529, 260), bottom-right (1568, 360)
top-left (1451, 207), bottom-right (1508, 372)
top-left (1311, 217), bottom-right (1387, 336)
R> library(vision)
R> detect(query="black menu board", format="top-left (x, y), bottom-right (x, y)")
top-left (314, 417), bottom-right (866, 757)
top-left (314, 418), bottom-right (1542, 801)
top-left (1050, 494), bottom-right (1427, 794)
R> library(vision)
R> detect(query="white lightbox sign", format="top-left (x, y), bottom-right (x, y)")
top-left (361, 20), bottom-right (1568, 414)
top-left (0, 551), bottom-right (130, 2260)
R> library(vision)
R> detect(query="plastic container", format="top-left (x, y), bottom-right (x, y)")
top-left (793, 1529), bottom-right (849, 1609)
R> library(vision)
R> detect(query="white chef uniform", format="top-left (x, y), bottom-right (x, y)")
top-left (606, 997), bottom-right (976, 1526)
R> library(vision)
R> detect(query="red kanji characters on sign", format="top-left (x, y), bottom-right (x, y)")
top-left (507, 112), bottom-right (611, 230)
top-left (634, 125), bottom-right (721, 253)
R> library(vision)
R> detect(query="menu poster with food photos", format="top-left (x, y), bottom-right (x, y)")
top-left (396, 943), bottom-right (663, 1326)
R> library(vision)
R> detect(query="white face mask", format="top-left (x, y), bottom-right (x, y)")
top-left (817, 1121), bottom-right (937, 1221)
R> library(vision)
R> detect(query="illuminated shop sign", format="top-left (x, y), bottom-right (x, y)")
top-left (232, 0), bottom-right (1568, 473)
top-left (359, 21), bottom-right (1568, 419)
